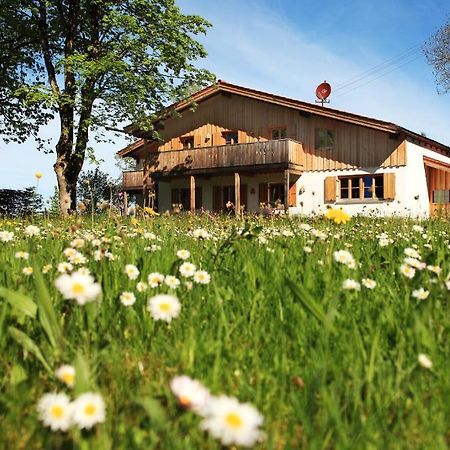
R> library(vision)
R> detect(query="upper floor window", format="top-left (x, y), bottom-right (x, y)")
top-left (271, 127), bottom-right (287, 140)
top-left (180, 136), bottom-right (194, 149)
top-left (223, 131), bottom-right (238, 145)
top-left (315, 129), bottom-right (334, 150)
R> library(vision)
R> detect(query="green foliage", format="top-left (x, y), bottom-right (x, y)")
top-left (0, 187), bottom-right (43, 216)
top-left (0, 215), bottom-right (449, 449)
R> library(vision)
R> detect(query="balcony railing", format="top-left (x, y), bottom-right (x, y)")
top-left (122, 138), bottom-right (303, 188)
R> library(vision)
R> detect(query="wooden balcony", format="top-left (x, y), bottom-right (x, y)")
top-left (122, 139), bottom-right (303, 188)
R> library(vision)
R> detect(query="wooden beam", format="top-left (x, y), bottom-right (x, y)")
top-left (235, 172), bottom-right (241, 217)
top-left (123, 191), bottom-right (128, 216)
top-left (190, 175), bottom-right (196, 212)
top-left (284, 170), bottom-right (290, 212)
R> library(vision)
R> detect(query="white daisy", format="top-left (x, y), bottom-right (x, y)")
top-left (147, 294), bottom-right (181, 322)
top-left (25, 225), bottom-right (40, 236)
top-left (176, 249), bottom-right (191, 260)
top-left (124, 264), bottom-right (139, 280)
top-left (55, 270), bottom-right (101, 305)
top-left (179, 262), bottom-right (197, 278)
top-left (15, 251), bottom-right (29, 260)
top-left (400, 264), bottom-right (415, 279)
top-left (165, 275), bottom-right (180, 289)
top-left (193, 270), bottom-right (211, 285)
top-left (412, 287), bottom-right (429, 300)
top-left (361, 278), bottom-right (376, 289)
top-left (342, 279), bottom-right (361, 291)
top-left (333, 250), bottom-right (356, 269)
top-left (136, 281), bottom-right (148, 292)
top-left (0, 230), bottom-right (14, 242)
top-left (22, 266), bottom-right (33, 276)
top-left (37, 392), bottom-right (73, 431)
top-left (200, 395), bottom-right (265, 447)
top-left (57, 262), bottom-right (74, 273)
top-left (170, 375), bottom-right (210, 416)
top-left (42, 264), bottom-right (53, 274)
top-left (147, 272), bottom-right (165, 288)
top-left (72, 392), bottom-right (106, 430)
top-left (120, 291), bottom-right (136, 306)
top-left (55, 365), bottom-right (76, 388)
top-left (418, 353), bottom-right (432, 369)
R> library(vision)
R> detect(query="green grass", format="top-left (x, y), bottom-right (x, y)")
top-left (0, 214), bottom-right (449, 449)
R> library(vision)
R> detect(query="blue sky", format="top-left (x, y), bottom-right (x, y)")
top-left (1, 0), bottom-right (449, 201)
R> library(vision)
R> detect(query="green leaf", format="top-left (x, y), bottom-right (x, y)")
top-left (10, 364), bottom-right (28, 386)
top-left (134, 396), bottom-right (167, 429)
top-left (285, 278), bottom-right (335, 333)
top-left (33, 267), bottom-right (63, 354)
top-left (8, 326), bottom-right (52, 373)
top-left (74, 352), bottom-right (92, 395)
top-left (0, 287), bottom-right (37, 319)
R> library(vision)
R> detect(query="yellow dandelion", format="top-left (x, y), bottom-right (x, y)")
top-left (325, 208), bottom-right (351, 224)
top-left (35, 171), bottom-right (43, 180)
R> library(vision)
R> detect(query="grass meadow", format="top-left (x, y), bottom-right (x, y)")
top-left (0, 214), bottom-right (449, 449)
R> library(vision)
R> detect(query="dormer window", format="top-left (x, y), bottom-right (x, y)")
top-left (180, 136), bottom-right (194, 149)
top-left (315, 129), bottom-right (335, 150)
top-left (223, 131), bottom-right (238, 145)
top-left (270, 127), bottom-right (287, 140)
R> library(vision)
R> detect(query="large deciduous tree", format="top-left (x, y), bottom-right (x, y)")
top-left (0, 0), bottom-right (214, 214)
top-left (424, 19), bottom-right (450, 94)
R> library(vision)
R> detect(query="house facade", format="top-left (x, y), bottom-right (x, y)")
top-left (118, 81), bottom-right (450, 217)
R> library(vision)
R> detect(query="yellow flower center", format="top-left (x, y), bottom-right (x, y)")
top-left (178, 396), bottom-right (191, 407)
top-left (225, 412), bottom-right (243, 428)
top-left (71, 283), bottom-right (85, 294)
top-left (50, 405), bottom-right (64, 418)
top-left (84, 404), bottom-right (96, 416)
top-left (159, 302), bottom-right (170, 312)
top-left (61, 373), bottom-right (74, 385)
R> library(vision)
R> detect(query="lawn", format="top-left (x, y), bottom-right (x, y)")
top-left (0, 214), bottom-right (449, 449)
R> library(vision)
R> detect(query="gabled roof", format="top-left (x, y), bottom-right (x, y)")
top-left (118, 80), bottom-right (450, 156)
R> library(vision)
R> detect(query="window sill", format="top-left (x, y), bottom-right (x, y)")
top-left (335, 199), bottom-right (390, 205)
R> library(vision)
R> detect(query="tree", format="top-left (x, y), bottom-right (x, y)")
top-left (424, 19), bottom-right (450, 94)
top-left (0, 187), bottom-right (43, 216)
top-left (0, 1), bottom-right (214, 215)
top-left (77, 168), bottom-right (115, 212)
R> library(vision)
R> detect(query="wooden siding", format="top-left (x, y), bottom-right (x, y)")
top-left (150, 94), bottom-right (406, 171)
top-left (143, 139), bottom-right (303, 176)
top-left (122, 170), bottom-right (144, 189)
top-left (425, 160), bottom-right (450, 217)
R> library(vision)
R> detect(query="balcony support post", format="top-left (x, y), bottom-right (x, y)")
top-left (235, 172), bottom-right (241, 217)
top-left (190, 175), bottom-right (196, 213)
top-left (123, 191), bottom-right (128, 216)
top-left (284, 169), bottom-right (290, 213)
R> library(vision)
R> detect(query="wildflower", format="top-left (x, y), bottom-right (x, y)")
top-left (165, 275), bottom-right (180, 289)
top-left (22, 266), bottom-right (33, 276)
top-left (333, 250), bottom-right (356, 269)
top-left (25, 225), bottom-right (40, 236)
top-left (55, 270), bottom-right (101, 305)
top-left (57, 262), bottom-right (74, 273)
top-left (184, 281), bottom-right (193, 290)
top-left (147, 294), bottom-right (181, 322)
top-left (404, 247), bottom-right (420, 259)
top-left (70, 238), bottom-right (85, 249)
top-left (179, 262), bottom-right (197, 278)
top-left (143, 232), bottom-right (156, 240)
top-left (68, 252), bottom-right (87, 265)
top-left (177, 249), bottom-right (191, 260)
top-left (124, 264), bottom-right (139, 280)
top-left (35, 172), bottom-right (43, 179)
top-left (342, 279), bottom-right (361, 291)
top-left (37, 393), bottom-right (73, 432)
top-left (412, 225), bottom-right (424, 232)
top-left (412, 287), bottom-right (429, 300)
top-left (120, 291), bottom-right (136, 306)
top-left (200, 395), bottom-right (265, 447)
top-left (404, 257), bottom-right (426, 270)
top-left (42, 264), bottom-right (53, 274)
top-left (72, 392), bottom-right (106, 430)
top-left (0, 230), bottom-right (14, 242)
top-left (304, 246), bottom-right (312, 253)
top-left (325, 208), bottom-right (351, 224)
top-left (193, 228), bottom-right (211, 239)
top-left (418, 353), bottom-right (432, 369)
top-left (193, 270), bottom-right (211, 285)
top-left (144, 206), bottom-right (159, 216)
top-left (400, 264), bottom-right (415, 279)
top-left (148, 272), bottom-right (165, 288)
top-left (55, 365), bottom-right (76, 388)
top-left (362, 278), bottom-right (377, 289)
top-left (136, 281), bottom-right (148, 292)
top-left (15, 251), bottom-right (29, 260)
top-left (427, 265), bottom-right (442, 275)
top-left (170, 375), bottom-right (210, 415)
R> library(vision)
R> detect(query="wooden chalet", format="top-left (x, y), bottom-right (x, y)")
top-left (117, 81), bottom-right (450, 217)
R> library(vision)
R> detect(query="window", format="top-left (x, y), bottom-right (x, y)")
top-left (223, 131), bottom-right (238, 145)
top-left (180, 136), bottom-right (194, 149)
top-left (270, 127), bottom-right (287, 140)
top-left (339, 175), bottom-right (384, 201)
top-left (433, 190), bottom-right (450, 204)
top-left (315, 129), bottom-right (335, 150)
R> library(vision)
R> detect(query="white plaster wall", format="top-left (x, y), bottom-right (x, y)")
top-left (290, 142), bottom-right (450, 218)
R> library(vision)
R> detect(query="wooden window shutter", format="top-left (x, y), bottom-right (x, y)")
top-left (383, 173), bottom-right (396, 200)
top-left (171, 188), bottom-right (179, 206)
top-left (324, 176), bottom-right (337, 203)
top-left (213, 186), bottom-right (222, 211)
top-left (195, 187), bottom-right (202, 208)
top-left (289, 182), bottom-right (297, 207)
top-left (259, 183), bottom-right (267, 204)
